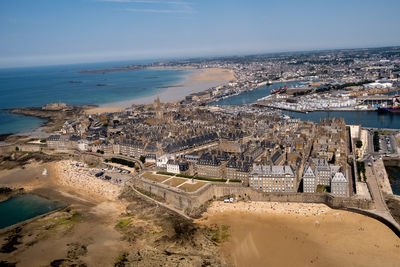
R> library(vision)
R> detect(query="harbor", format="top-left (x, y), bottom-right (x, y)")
top-left (208, 79), bottom-right (400, 129)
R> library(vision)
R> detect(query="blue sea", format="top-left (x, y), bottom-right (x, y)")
top-left (209, 81), bottom-right (300, 106)
top-left (0, 194), bottom-right (63, 229)
top-left (0, 61), bottom-right (189, 135)
top-left (210, 82), bottom-right (400, 129)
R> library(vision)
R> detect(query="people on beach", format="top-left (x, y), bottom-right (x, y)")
top-left (205, 201), bottom-right (331, 217)
top-left (56, 160), bottom-right (121, 200)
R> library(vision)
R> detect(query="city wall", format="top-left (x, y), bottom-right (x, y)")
top-left (129, 176), bottom-right (374, 214)
top-left (0, 143), bottom-right (45, 153)
top-left (383, 157), bottom-right (400, 167)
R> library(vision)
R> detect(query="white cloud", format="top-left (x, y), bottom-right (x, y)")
top-left (125, 8), bottom-right (182, 13)
top-left (99, 0), bottom-right (161, 3)
top-left (98, 0), bottom-right (194, 14)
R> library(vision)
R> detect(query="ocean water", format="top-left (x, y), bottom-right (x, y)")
top-left (210, 81), bottom-right (400, 129)
top-left (0, 194), bottom-right (63, 229)
top-left (209, 81), bottom-right (300, 106)
top-left (0, 61), bottom-right (189, 134)
top-left (282, 110), bottom-right (400, 129)
top-left (0, 110), bottom-right (46, 135)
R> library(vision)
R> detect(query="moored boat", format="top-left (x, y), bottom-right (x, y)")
top-left (377, 95), bottom-right (400, 113)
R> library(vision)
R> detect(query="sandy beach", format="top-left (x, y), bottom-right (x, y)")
top-left (56, 160), bottom-right (122, 200)
top-left (85, 67), bottom-right (235, 114)
top-left (197, 201), bottom-right (400, 267)
top-left (0, 162), bottom-right (132, 266)
top-left (0, 162), bottom-right (226, 266)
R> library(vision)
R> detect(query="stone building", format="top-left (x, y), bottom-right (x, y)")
top-left (166, 159), bottom-right (180, 174)
top-left (225, 159), bottom-right (251, 183)
top-left (311, 158), bottom-right (331, 185)
top-left (302, 165), bottom-right (316, 193)
top-left (120, 140), bottom-right (145, 158)
top-left (331, 171), bottom-right (349, 196)
top-left (195, 157), bottom-right (223, 179)
top-left (302, 158), bottom-right (348, 196)
top-left (249, 164), bottom-right (296, 193)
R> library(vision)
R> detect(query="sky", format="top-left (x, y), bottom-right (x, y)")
top-left (1, 0), bottom-right (400, 68)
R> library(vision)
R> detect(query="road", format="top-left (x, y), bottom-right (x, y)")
top-left (365, 164), bottom-right (400, 231)
top-left (366, 165), bottom-right (387, 211)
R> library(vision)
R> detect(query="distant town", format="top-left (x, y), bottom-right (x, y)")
top-left (2, 47), bottom-right (398, 230)
top-left (1, 46), bottom-right (400, 266)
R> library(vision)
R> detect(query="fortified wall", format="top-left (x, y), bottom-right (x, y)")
top-left (128, 176), bottom-right (374, 214)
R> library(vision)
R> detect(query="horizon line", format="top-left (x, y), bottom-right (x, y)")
top-left (1, 44), bottom-right (400, 70)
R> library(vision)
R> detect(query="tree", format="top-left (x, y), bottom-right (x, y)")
top-left (328, 153), bottom-right (335, 164)
top-left (139, 155), bottom-right (146, 164)
top-left (15, 146), bottom-right (19, 151)
top-left (373, 131), bottom-right (380, 152)
top-left (356, 140), bottom-right (363, 149)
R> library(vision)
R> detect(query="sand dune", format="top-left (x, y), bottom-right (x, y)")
top-left (197, 201), bottom-right (400, 267)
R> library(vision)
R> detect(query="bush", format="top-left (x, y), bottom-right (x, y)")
top-left (176, 174), bottom-right (194, 178)
top-left (156, 171), bottom-right (175, 176)
top-left (373, 131), bottom-right (380, 152)
top-left (115, 219), bottom-right (132, 229)
top-left (357, 161), bottom-right (366, 181)
top-left (111, 157), bottom-right (135, 168)
top-left (356, 140), bottom-right (363, 149)
top-left (114, 252), bottom-right (129, 267)
top-left (229, 179), bottom-right (242, 183)
top-left (328, 154), bottom-right (335, 164)
top-left (316, 185), bottom-right (330, 193)
top-left (139, 155), bottom-right (146, 163)
top-left (193, 176), bottom-right (227, 182)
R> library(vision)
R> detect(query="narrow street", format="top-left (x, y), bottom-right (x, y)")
top-left (366, 165), bottom-right (387, 211)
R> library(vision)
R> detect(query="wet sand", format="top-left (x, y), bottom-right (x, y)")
top-left (0, 162), bottom-right (228, 266)
top-left (197, 201), bottom-right (400, 267)
top-left (0, 162), bottom-right (131, 266)
top-left (85, 67), bottom-right (235, 114)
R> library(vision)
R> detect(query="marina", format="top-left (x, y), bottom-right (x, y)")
top-left (209, 80), bottom-right (400, 129)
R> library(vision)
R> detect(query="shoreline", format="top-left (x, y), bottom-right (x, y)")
top-left (85, 67), bottom-right (236, 114)
top-left (198, 201), bottom-right (400, 267)
top-left (0, 187), bottom-right (24, 203)
top-left (0, 197), bottom-right (66, 234)
top-left (1, 67), bottom-right (236, 135)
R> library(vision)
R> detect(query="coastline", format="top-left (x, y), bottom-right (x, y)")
top-left (0, 66), bottom-right (235, 135)
top-left (85, 67), bottom-right (236, 114)
top-left (0, 187), bottom-right (24, 203)
top-left (197, 201), bottom-right (400, 267)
